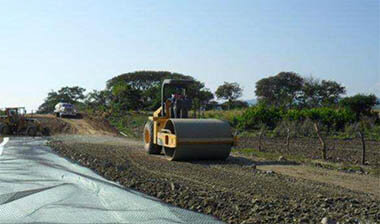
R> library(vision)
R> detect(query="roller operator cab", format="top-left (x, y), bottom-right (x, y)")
top-left (143, 79), bottom-right (237, 161)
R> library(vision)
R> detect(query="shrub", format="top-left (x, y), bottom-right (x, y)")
top-left (203, 109), bottom-right (244, 127)
top-left (302, 107), bottom-right (355, 132)
top-left (340, 94), bottom-right (377, 120)
top-left (237, 105), bottom-right (282, 130)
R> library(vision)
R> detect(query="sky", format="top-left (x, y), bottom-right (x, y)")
top-left (0, 0), bottom-right (379, 111)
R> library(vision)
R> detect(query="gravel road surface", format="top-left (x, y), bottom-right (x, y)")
top-left (48, 135), bottom-right (380, 224)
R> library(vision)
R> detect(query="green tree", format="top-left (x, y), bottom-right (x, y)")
top-left (298, 77), bottom-right (322, 108)
top-left (197, 88), bottom-right (214, 105)
top-left (221, 100), bottom-right (248, 110)
top-left (111, 82), bottom-right (142, 113)
top-left (107, 71), bottom-right (194, 91)
top-left (319, 80), bottom-right (346, 106)
top-left (38, 86), bottom-right (86, 113)
top-left (340, 94), bottom-right (377, 120)
top-left (85, 90), bottom-right (112, 112)
top-left (215, 82), bottom-right (243, 110)
top-left (298, 77), bottom-right (346, 108)
top-left (255, 72), bottom-right (303, 108)
top-left (106, 71), bottom-right (205, 111)
top-left (57, 86), bottom-right (86, 103)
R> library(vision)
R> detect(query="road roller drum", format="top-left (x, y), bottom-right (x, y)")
top-left (162, 119), bottom-right (233, 161)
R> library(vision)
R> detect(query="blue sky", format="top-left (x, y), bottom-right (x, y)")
top-left (0, 0), bottom-right (379, 111)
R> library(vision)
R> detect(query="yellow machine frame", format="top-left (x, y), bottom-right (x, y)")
top-left (149, 100), bottom-right (237, 149)
top-left (149, 100), bottom-right (177, 148)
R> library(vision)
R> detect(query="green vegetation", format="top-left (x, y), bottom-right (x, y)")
top-left (39, 71), bottom-right (217, 116)
top-left (38, 86), bottom-right (86, 113)
top-left (105, 71), bottom-right (214, 112)
top-left (215, 82), bottom-right (243, 110)
top-left (255, 72), bottom-right (304, 108)
top-left (202, 109), bottom-right (244, 127)
top-left (107, 111), bottom-right (147, 138)
top-left (204, 106), bottom-right (373, 133)
top-left (340, 94), bottom-right (378, 120)
top-left (37, 70), bottom-right (379, 163)
top-left (255, 72), bottom-right (346, 109)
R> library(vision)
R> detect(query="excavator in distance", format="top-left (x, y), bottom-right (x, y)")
top-left (143, 79), bottom-right (236, 161)
top-left (0, 107), bottom-right (50, 136)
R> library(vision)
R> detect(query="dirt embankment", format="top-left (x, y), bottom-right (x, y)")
top-left (32, 114), bottom-right (119, 136)
top-left (48, 136), bottom-right (380, 224)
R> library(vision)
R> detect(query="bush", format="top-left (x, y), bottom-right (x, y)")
top-left (340, 94), bottom-right (377, 120)
top-left (237, 105), bottom-right (282, 130)
top-left (302, 108), bottom-right (355, 132)
top-left (234, 106), bottom-right (356, 134)
top-left (203, 109), bottom-right (243, 127)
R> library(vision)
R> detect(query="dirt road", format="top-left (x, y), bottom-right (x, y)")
top-left (258, 164), bottom-right (380, 198)
top-left (49, 135), bottom-right (380, 224)
top-left (32, 114), bottom-right (118, 136)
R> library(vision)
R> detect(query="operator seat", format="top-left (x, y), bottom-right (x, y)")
top-left (173, 97), bottom-right (192, 118)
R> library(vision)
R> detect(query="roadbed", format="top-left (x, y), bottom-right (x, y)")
top-left (47, 135), bottom-right (380, 224)
top-left (0, 137), bottom-right (221, 223)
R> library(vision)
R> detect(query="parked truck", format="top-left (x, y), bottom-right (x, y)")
top-left (54, 103), bottom-right (78, 118)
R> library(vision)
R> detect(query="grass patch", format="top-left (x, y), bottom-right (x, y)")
top-left (202, 109), bottom-right (244, 127)
top-left (107, 111), bottom-right (148, 138)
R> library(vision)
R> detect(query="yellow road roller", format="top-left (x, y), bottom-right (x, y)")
top-left (143, 79), bottom-right (236, 161)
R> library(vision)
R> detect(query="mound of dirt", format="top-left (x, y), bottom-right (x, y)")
top-left (32, 114), bottom-right (119, 136)
top-left (82, 114), bottom-right (120, 136)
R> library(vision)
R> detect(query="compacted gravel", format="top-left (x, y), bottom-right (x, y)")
top-left (48, 135), bottom-right (380, 224)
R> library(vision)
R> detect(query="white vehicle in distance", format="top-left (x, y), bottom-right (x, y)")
top-left (54, 103), bottom-right (78, 118)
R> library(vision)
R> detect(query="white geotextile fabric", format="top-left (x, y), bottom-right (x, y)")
top-left (0, 137), bottom-right (223, 224)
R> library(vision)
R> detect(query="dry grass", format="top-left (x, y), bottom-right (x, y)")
top-left (202, 109), bottom-right (245, 125)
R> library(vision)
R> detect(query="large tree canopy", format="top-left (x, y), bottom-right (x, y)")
top-left (106, 71), bottom-right (194, 90)
top-left (38, 86), bottom-right (86, 113)
top-left (298, 77), bottom-right (346, 108)
top-left (340, 94), bottom-right (378, 120)
top-left (255, 72), bottom-right (303, 108)
top-left (106, 71), bottom-right (212, 111)
top-left (215, 82), bottom-right (243, 110)
top-left (255, 73), bottom-right (346, 109)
